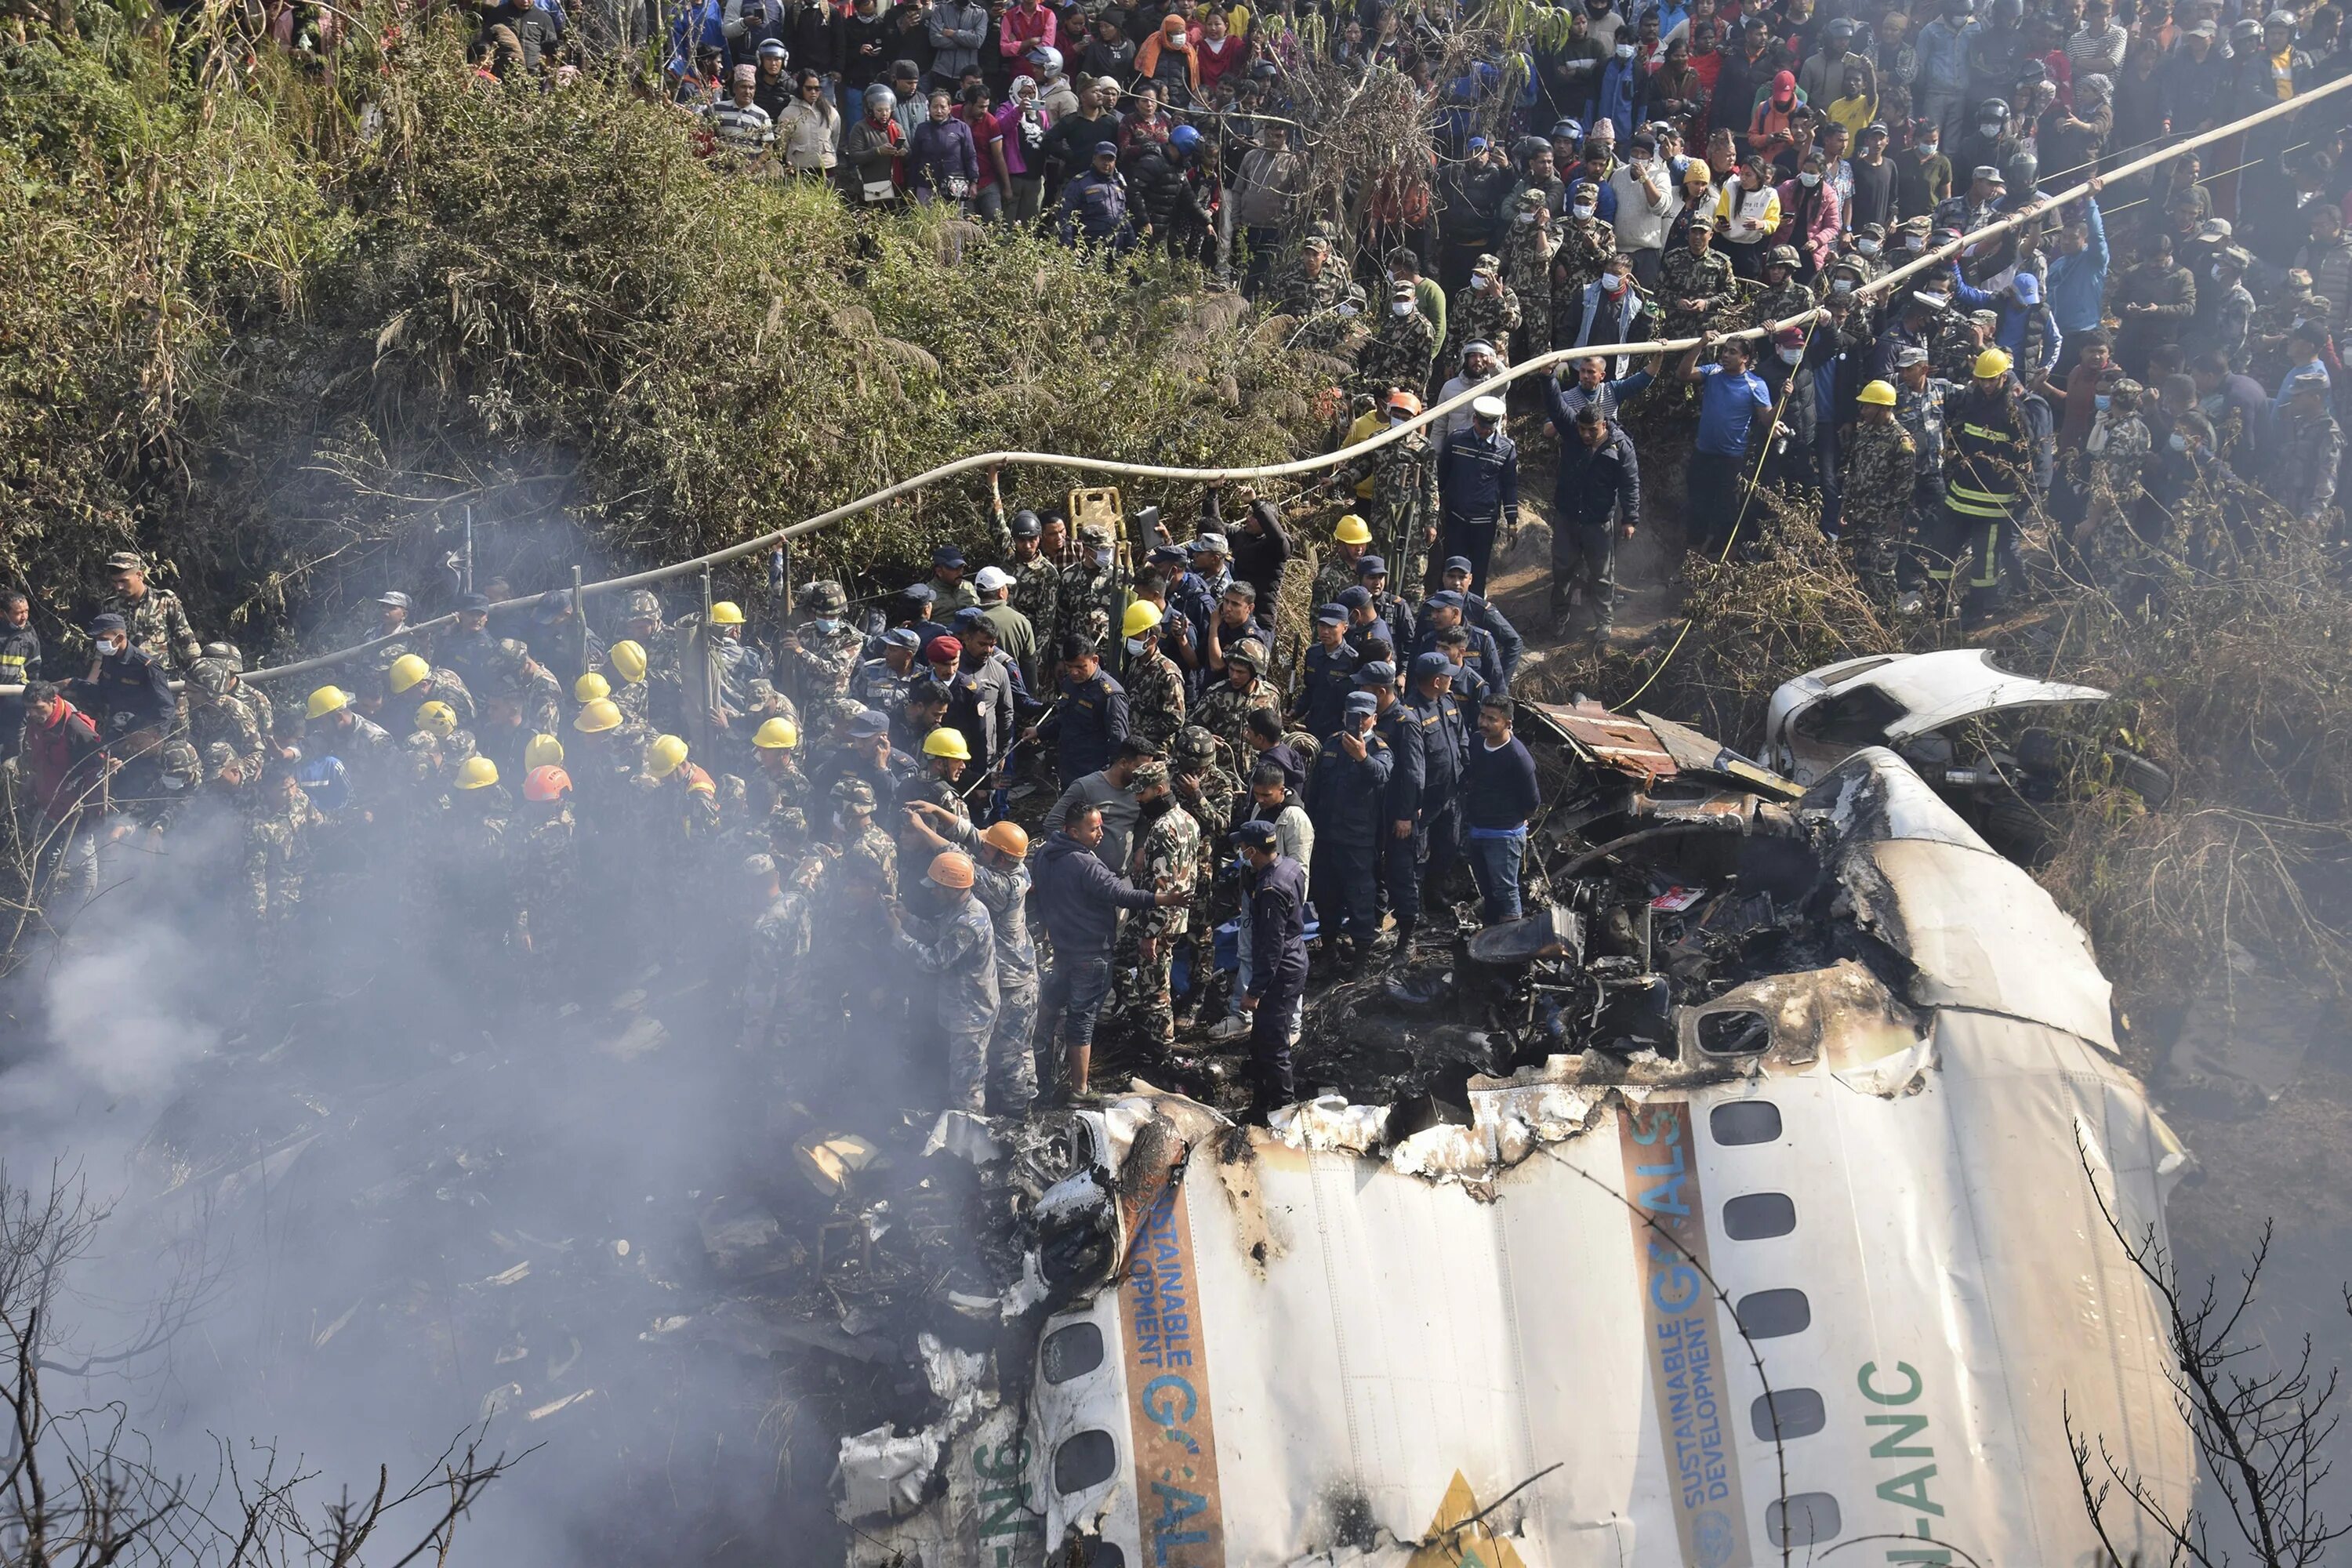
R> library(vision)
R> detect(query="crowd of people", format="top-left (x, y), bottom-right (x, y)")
top-left (2, 504), bottom-right (1541, 1125)
top-left (16, 0), bottom-right (2352, 1128)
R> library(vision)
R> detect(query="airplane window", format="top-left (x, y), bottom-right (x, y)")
top-left (1042, 1321), bottom-right (1105, 1385)
top-left (1736, 1288), bottom-right (1812, 1338)
top-left (1709, 1102), bottom-right (1783, 1145)
top-left (1697, 1009), bottom-right (1773, 1056)
top-left (1723, 1192), bottom-right (1796, 1240)
top-left (1751, 1388), bottom-right (1826, 1442)
top-left (1054, 1430), bottom-right (1119, 1494)
top-left (1766, 1492), bottom-right (1843, 1548)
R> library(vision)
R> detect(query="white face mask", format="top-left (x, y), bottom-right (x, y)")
top-left (1124, 636), bottom-right (1149, 655)
top-left (1831, 277), bottom-right (1855, 292)
top-left (1905, 234), bottom-right (1926, 251)
top-left (1517, 209), bottom-right (1539, 223)
top-left (1602, 274), bottom-right (1626, 292)
top-left (1920, 141), bottom-right (1940, 156)
top-left (1092, 546), bottom-right (1115, 569)
top-left (1473, 273), bottom-right (1493, 291)
top-left (1616, 42), bottom-right (1635, 56)
top-left (1573, 201), bottom-right (1597, 217)
top-left (1980, 122), bottom-right (2002, 136)
top-left (1779, 346), bottom-right (1805, 365)
top-left (1392, 300), bottom-right (1414, 317)
top-left (1798, 170), bottom-right (1821, 187)
top-left (1857, 238), bottom-right (1881, 255)
top-left (1338, 302), bottom-right (1360, 317)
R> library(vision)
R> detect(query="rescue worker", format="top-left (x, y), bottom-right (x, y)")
top-left (1027, 634), bottom-right (1130, 789)
top-left (1055, 521), bottom-right (1124, 653)
top-left (736, 850), bottom-right (815, 1057)
top-left (1399, 651), bottom-right (1467, 936)
top-left (243, 757), bottom-right (322, 958)
top-left (1548, 403), bottom-right (1641, 641)
top-left (514, 764), bottom-right (581, 990)
top-left (1307, 688), bottom-right (1392, 970)
top-left (748, 716), bottom-right (809, 851)
top-left (100, 551), bottom-right (201, 675)
top-left (1434, 396), bottom-right (1520, 595)
top-left (1330, 395), bottom-right (1442, 590)
top-left (1843, 379), bottom-right (1918, 586)
top-left (1233, 817), bottom-right (1309, 1122)
top-left (1033, 801), bottom-right (1185, 1100)
top-left (387, 653), bottom-right (478, 729)
top-left (187, 658), bottom-right (267, 779)
top-left (887, 849), bottom-right (1000, 1114)
top-left (1309, 513), bottom-right (1375, 610)
top-left (827, 775), bottom-right (898, 894)
top-left (1120, 758), bottom-right (1200, 1047)
top-left (1926, 347), bottom-right (2033, 622)
top-left (1192, 637), bottom-right (1279, 768)
top-left (912, 725), bottom-right (975, 821)
top-left (1356, 279), bottom-right (1439, 399)
top-left (1426, 557), bottom-right (1524, 680)
top-left (1119, 600), bottom-right (1187, 751)
top-left (906, 809), bottom-right (1038, 1113)
top-left (1293, 604), bottom-right (1360, 739)
top-left (77, 613), bottom-right (176, 741)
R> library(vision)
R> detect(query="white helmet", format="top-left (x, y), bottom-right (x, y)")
top-left (1028, 43), bottom-right (1063, 75)
top-left (866, 83), bottom-right (898, 111)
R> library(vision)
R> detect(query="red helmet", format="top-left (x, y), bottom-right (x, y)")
top-left (523, 764), bottom-right (572, 802)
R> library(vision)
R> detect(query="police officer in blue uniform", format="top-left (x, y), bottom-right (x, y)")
top-left (1026, 633), bottom-right (1130, 789)
top-left (1291, 604), bottom-right (1361, 740)
top-left (1305, 688), bottom-right (1392, 970)
top-left (1403, 651), bottom-right (1468, 931)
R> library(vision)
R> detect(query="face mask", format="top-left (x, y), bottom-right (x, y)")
top-left (1602, 274), bottom-right (1626, 292)
top-left (1798, 171), bottom-right (1821, 187)
top-left (105, 641), bottom-right (128, 659)
top-left (1779, 346), bottom-right (1805, 365)
top-left (1338, 302), bottom-right (1360, 317)
top-left (1092, 546), bottom-right (1115, 569)
top-left (1616, 42), bottom-right (1635, 56)
top-left (1831, 277), bottom-right (1856, 293)
top-left (815, 617), bottom-right (843, 634)
top-left (1473, 274), bottom-right (1492, 291)
top-left (1124, 636), bottom-right (1149, 655)
top-left (2094, 393), bottom-right (2111, 411)
top-left (1920, 141), bottom-right (1940, 156)
top-left (1516, 209), bottom-right (1538, 224)
top-left (1906, 234), bottom-right (1926, 251)
top-left (1980, 122), bottom-right (2002, 136)
top-left (1392, 300), bottom-right (1414, 317)
top-left (1573, 202), bottom-right (1597, 218)
top-left (1857, 238), bottom-right (1881, 255)
top-left (2168, 433), bottom-right (2189, 452)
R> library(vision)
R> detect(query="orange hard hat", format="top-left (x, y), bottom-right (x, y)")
top-left (979, 820), bottom-right (1029, 858)
top-left (927, 850), bottom-right (975, 889)
top-left (1384, 389), bottom-right (1424, 416)
top-left (524, 764), bottom-right (573, 802)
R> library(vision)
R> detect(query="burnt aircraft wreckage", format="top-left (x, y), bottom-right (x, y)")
top-left (829, 733), bottom-right (2193, 1567)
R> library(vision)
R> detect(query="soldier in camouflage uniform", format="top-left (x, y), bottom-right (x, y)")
top-left (1498, 189), bottom-right (1560, 365)
top-left (737, 851), bottom-right (815, 1055)
top-left (1550, 183), bottom-right (1617, 350)
top-left (187, 659), bottom-right (267, 779)
top-left (909, 808), bottom-right (1038, 1112)
top-left (1113, 760), bottom-right (1200, 1046)
top-left (785, 581), bottom-right (867, 746)
top-left (1448, 255), bottom-right (1523, 367)
top-left (1842, 381), bottom-right (1919, 586)
top-left (747, 717), bottom-right (811, 855)
top-left (1192, 638), bottom-right (1282, 774)
top-left (1309, 514), bottom-right (1372, 612)
top-left (1659, 221), bottom-right (1737, 342)
top-left (2276, 368), bottom-right (2346, 530)
top-left (388, 655), bottom-right (479, 731)
top-left (202, 644), bottom-right (275, 745)
top-left (1751, 245), bottom-right (1814, 332)
top-left (1120, 606), bottom-right (1188, 751)
top-left (102, 552), bottom-right (201, 675)
top-left (888, 848), bottom-right (1000, 1115)
top-left (1167, 725), bottom-right (1237, 1023)
top-left (1274, 235), bottom-right (1344, 321)
top-left (1056, 521), bottom-right (1125, 654)
top-left (996, 510), bottom-right (1062, 672)
top-left (1331, 407), bottom-right (1441, 591)
top-left (244, 761), bottom-right (321, 961)
top-left (1354, 281), bottom-right (1439, 400)
top-left (514, 768), bottom-right (582, 992)
top-left (2078, 376), bottom-right (2161, 589)
top-left (826, 775), bottom-right (898, 895)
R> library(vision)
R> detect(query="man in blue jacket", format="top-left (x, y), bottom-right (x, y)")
top-left (1433, 396), bottom-right (1521, 594)
top-left (1027, 634), bottom-right (1128, 789)
top-left (1032, 802), bottom-right (1185, 1099)
top-left (1548, 404), bottom-right (1642, 641)
top-left (1305, 689), bottom-right (1392, 969)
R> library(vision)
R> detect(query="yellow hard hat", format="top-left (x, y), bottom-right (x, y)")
top-left (708, 601), bottom-right (746, 626)
top-left (416, 699), bottom-right (458, 738)
top-left (575, 671), bottom-right (611, 702)
top-left (1973, 347), bottom-right (2013, 379)
top-left (524, 732), bottom-right (565, 771)
top-left (923, 727), bottom-right (972, 761)
top-left (1121, 600), bottom-right (1162, 640)
top-left (1857, 379), bottom-right (1898, 407)
top-left (307, 685), bottom-right (350, 720)
top-left (608, 640), bottom-right (648, 684)
top-left (1334, 514), bottom-right (1373, 546)
top-left (387, 653), bottom-right (431, 695)
top-left (645, 734), bottom-right (689, 779)
top-left (979, 820), bottom-right (1029, 858)
top-left (927, 850), bottom-right (975, 889)
top-left (454, 756), bottom-right (499, 790)
top-left (573, 697), bottom-right (623, 734)
top-left (753, 717), bottom-right (800, 750)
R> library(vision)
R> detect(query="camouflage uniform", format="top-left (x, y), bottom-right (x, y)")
top-left (2208, 281), bottom-right (2256, 376)
top-left (1550, 213), bottom-right (1617, 350)
top-left (1309, 550), bottom-right (1364, 614)
top-left (514, 804), bottom-right (581, 986)
top-left (1169, 728), bottom-right (1237, 1018)
top-left (785, 583), bottom-right (865, 716)
top-left (1354, 304), bottom-right (1439, 399)
top-left (1752, 269), bottom-right (1815, 334)
top-left (828, 779), bottom-right (898, 895)
top-left (244, 786), bottom-right (321, 956)
top-left (1659, 242), bottom-right (1738, 340)
top-left (1498, 194), bottom-right (1561, 358)
top-left (893, 892), bottom-right (1000, 1113)
top-left (850, 655), bottom-right (915, 713)
top-left (1007, 555), bottom-right (1062, 656)
top-left (610, 675), bottom-right (656, 735)
top-left (950, 826), bottom-right (1039, 1112)
top-left (1116, 771), bottom-right (1202, 1043)
top-left (401, 668), bottom-right (479, 730)
top-left (1274, 254), bottom-right (1343, 321)
top-left (1841, 419), bottom-right (1918, 583)
top-left (1193, 667), bottom-right (1281, 769)
top-left (1125, 644), bottom-right (1188, 750)
top-left (1055, 527), bottom-right (1125, 649)
top-left (105, 586), bottom-right (202, 673)
top-left (187, 677), bottom-right (267, 779)
top-left (1894, 376), bottom-right (1955, 491)
top-left (739, 877), bottom-right (814, 1052)
top-left (1448, 260), bottom-right (1523, 365)
top-left (750, 758), bottom-right (811, 853)
top-left (2278, 405), bottom-right (2347, 525)
top-left (1336, 436), bottom-right (1440, 590)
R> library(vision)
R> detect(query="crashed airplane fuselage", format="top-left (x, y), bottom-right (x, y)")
top-left (848, 749), bottom-right (2194, 1568)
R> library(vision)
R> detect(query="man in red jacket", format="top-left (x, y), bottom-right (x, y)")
top-left (20, 681), bottom-right (109, 899)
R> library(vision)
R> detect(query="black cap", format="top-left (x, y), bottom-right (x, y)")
top-left (1231, 819), bottom-right (1279, 849)
top-left (457, 591), bottom-right (492, 612)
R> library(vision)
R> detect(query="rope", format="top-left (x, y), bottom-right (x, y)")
top-left (78, 70), bottom-right (2352, 692)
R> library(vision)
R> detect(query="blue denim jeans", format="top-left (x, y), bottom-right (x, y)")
top-left (1467, 831), bottom-right (1524, 924)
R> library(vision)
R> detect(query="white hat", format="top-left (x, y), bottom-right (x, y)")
top-left (1472, 394), bottom-right (1508, 420)
top-left (973, 564), bottom-right (1014, 592)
